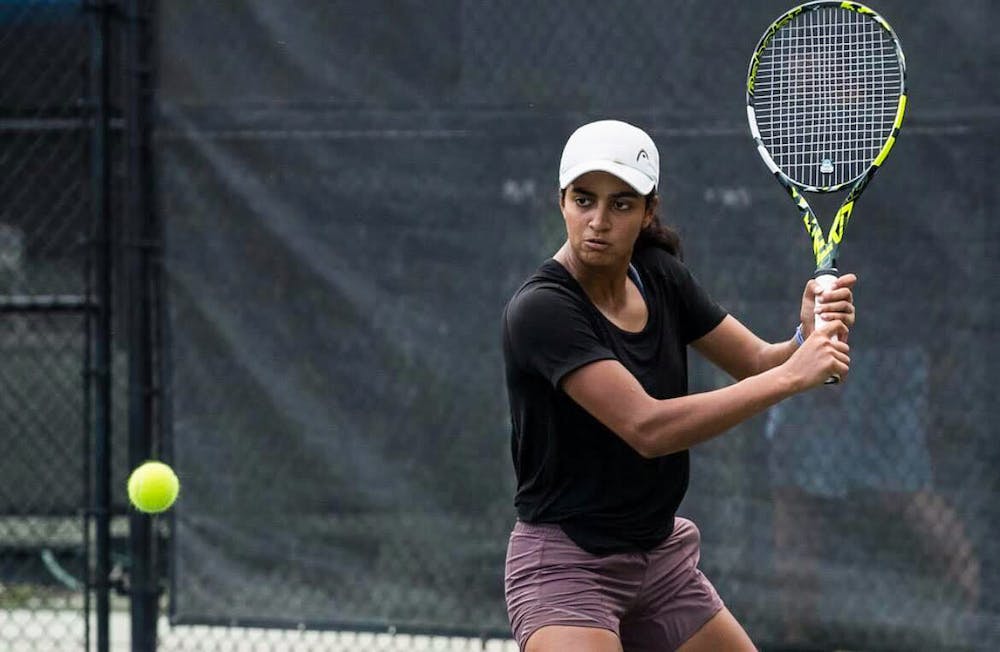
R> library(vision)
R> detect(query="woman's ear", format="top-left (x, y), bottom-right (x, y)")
top-left (643, 195), bottom-right (659, 228)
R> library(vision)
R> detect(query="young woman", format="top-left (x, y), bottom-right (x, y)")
top-left (501, 120), bottom-right (857, 651)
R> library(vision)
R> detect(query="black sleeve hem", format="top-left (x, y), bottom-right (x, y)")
top-left (551, 353), bottom-right (619, 390)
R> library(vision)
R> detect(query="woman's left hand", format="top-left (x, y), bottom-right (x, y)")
top-left (800, 273), bottom-right (857, 339)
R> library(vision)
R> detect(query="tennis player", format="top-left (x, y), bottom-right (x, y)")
top-left (501, 119), bottom-right (857, 651)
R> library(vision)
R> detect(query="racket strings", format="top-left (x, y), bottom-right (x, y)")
top-left (753, 7), bottom-right (902, 188)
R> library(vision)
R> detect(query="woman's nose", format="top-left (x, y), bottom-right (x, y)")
top-left (589, 204), bottom-right (611, 229)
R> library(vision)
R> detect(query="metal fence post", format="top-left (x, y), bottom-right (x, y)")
top-left (125, 0), bottom-right (159, 649)
top-left (88, 0), bottom-right (114, 650)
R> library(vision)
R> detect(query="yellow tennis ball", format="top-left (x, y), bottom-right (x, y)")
top-left (127, 461), bottom-right (179, 514)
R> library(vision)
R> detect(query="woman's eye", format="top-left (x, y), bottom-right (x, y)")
top-left (574, 197), bottom-right (592, 207)
top-left (614, 200), bottom-right (633, 211)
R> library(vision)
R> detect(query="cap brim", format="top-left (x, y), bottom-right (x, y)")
top-left (559, 160), bottom-right (655, 195)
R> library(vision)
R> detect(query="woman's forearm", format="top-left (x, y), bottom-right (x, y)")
top-left (752, 336), bottom-right (801, 375)
top-left (631, 364), bottom-right (800, 457)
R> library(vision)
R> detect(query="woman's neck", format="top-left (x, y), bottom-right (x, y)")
top-left (553, 244), bottom-right (630, 310)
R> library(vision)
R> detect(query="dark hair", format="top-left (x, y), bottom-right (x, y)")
top-left (637, 192), bottom-right (683, 259)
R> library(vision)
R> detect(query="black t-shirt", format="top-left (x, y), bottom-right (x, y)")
top-left (501, 246), bottom-right (727, 555)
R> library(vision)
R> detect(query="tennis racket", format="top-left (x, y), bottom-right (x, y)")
top-left (746, 1), bottom-right (906, 382)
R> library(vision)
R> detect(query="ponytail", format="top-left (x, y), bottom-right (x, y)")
top-left (636, 194), bottom-right (683, 260)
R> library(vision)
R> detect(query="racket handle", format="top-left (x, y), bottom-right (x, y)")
top-left (813, 269), bottom-right (840, 385)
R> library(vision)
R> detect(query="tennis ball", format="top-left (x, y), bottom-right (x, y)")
top-left (127, 461), bottom-right (179, 514)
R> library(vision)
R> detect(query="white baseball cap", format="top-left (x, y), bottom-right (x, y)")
top-left (558, 120), bottom-right (659, 194)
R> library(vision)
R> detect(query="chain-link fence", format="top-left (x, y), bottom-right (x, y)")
top-left (0, 0), bottom-right (137, 650)
top-left (3, 1), bottom-right (999, 651)
top-left (155, 2), bottom-right (998, 651)
top-left (0, 0), bottom-right (93, 649)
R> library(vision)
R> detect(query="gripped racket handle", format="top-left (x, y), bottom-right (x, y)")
top-left (814, 269), bottom-right (840, 385)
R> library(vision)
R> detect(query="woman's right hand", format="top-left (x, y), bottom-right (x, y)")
top-left (785, 318), bottom-right (851, 390)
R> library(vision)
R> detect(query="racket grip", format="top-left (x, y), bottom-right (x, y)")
top-left (814, 269), bottom-right (840, 384)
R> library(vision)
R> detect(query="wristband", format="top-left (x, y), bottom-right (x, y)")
top-left (794, 324), bottom-right (805, 347)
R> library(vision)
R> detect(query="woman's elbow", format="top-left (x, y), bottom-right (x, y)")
top-left (622, 413), bottom-right (665, 459)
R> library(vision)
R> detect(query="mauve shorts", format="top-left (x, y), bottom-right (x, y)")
top-left (504, 517), bottom-right (724, 651)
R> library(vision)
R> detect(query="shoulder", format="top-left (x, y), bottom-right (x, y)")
top-left (502, 261), bottom-right (612, 375)
top-left (505, 264), bottom-right (585, 331)
top-left (632, 246), bottom-right (693, 286)
top-left (633, 246), bottom-right (726, 338)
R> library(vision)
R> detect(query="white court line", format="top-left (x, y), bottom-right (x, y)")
top-left (0, 609), bottom-right (519, 652)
